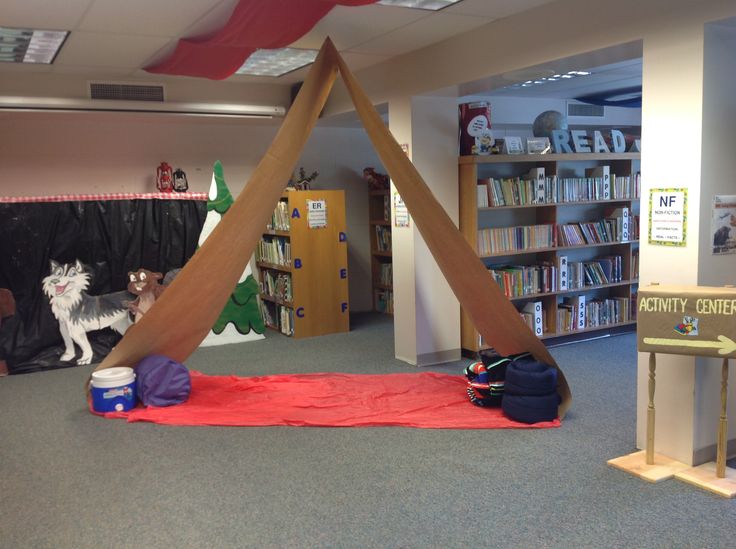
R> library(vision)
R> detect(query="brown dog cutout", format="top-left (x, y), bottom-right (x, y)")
top-left (126, 269), bottom-right (165, 323)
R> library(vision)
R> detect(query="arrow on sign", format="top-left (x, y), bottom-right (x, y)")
top-left (642, 335), bottom-right (736, 355)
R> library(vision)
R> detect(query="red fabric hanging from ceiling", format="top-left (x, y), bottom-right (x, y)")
top-left (97, 371), bottom-right (561, 429)
top-left (145, 0), bottom-right (379, 80)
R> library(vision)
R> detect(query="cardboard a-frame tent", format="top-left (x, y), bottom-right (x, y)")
top-left (94, 38), bottom-right (572, 417)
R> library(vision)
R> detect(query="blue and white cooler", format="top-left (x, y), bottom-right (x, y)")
top-left (90, 367), bottom-right (137, 413)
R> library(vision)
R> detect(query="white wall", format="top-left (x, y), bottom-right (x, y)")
top-left (388, 95), bottom-right (460, 366)
top-left (693, 21), bottom-right (736, 457)
top-left (0, 111), bottom-right (381, 311)
top-left (387, 97), bottom-right (417, 363)
top-left (469, 95), bottom-right (642, 132)
top-left (634, 18), bottom-right (706, 464)
top-left (411, 96), bottom-right (460, 365)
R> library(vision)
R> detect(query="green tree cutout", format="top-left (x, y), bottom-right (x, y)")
top-left (206, 161), bottom-right (265, 335)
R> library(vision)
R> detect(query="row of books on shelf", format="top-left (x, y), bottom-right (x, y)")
top-left (557, 294), bottom-right (633, 333)
top-left (266, 200), bottom-right (290, 231)
top-left (375, 225), bottom-right (392, 252)
top-left (556, 212), bottom-right (638, 247)
top-left (478, 224), bottom-right (555, 255)
top-left (260, 271), bottom-right (292, 302)
top-left (381, 194), bottom-right (390, 222)
top-left (488, 254), bottom-right (632, 298)
top-left (377, 262), bottom-right (392, 286)
top-left (477, 212), bottom-right (639, 255)
top-left (259, 301), bottom-right (294, 336)
top-left (632, 249), bottom-right (639, 281)
top-left (375, 289), bottom-right (394, 314)
top-left (514, 295), bottom-right (634, 337)
top-left (476, 167), bottom-right (640, 208)
top-left (257, 236), bottom-right (291, 266)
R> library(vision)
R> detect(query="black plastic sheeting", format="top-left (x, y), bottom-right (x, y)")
top-left (0, 199), bottom-right (206, 374)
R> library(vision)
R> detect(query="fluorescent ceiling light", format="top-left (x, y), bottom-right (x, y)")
top-left (605, 91), bottom-right (641, 102)
top-left (0, 96), bottom-right (286, 118)
top-left (0, 27), bottom-right (68, 64)
top-left (507, 70), bottom-right (593, 89)
top-left (378, 0), bottom-right (461, 9)
top-left (236, 48), bottom-right (318, 77)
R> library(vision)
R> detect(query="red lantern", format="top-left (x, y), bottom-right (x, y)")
top-left (156, 162), bottom-right (174, 193)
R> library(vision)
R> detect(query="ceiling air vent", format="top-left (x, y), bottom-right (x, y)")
top-left (89, 82), bottom-right (165, 102)
top-left (567, 102), bottom-right (604, 117)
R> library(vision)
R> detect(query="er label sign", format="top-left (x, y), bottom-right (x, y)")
top-left (307, 199), bottom-right (327, 229)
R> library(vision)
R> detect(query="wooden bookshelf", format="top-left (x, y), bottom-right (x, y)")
top-left (459, 152), bottom-right (640, 353)
top-left (256, 190), bottom-right (349, 338)
top-left (369, 189), bottom-right (393, 314)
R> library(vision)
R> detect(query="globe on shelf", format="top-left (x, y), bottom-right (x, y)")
top-left (532, 110), bottom-right (568, 139)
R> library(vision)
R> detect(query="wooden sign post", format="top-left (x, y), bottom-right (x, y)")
top-left (608, 284), bottom-right (736, 497)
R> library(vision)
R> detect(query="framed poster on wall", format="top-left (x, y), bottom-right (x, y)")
top-left (711, 195), bottom-right (736, 255)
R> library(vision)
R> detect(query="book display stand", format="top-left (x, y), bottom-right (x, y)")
top-left (369, 189), bottom-right (393, 314)
top-left (609, 284), bottom-right (736, 497)
top-left (459, 152), bottom-right (641, 353)
top-left (256, 190), bottom-right (349, 338)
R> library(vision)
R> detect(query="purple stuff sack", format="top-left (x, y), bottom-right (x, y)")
top-left (136, 354), bottom-right (191, 407)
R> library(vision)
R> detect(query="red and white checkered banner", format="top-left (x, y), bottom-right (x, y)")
top-left (0, 192), bottom-right (208, 204)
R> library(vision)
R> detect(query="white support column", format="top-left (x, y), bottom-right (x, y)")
top-left (692, 20), bottom-right (736, 464)
top-left (638, 17), bottom-right (736, 465)
top-left (388, 95), bottom-right (460, 366)
top-left (637, 20), bottom-right (706, 464)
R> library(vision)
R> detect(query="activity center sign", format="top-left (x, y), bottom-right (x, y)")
top-left (638, 285), bottom-right (736, 358)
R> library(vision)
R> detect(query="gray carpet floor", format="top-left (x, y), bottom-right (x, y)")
top-left (2, 312), bottom-right (736, 548)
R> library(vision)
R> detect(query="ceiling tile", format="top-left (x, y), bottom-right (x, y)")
top-left (0, 0), bottom-right (93, 30)
top-left (349, 12), bottom-right (492, 56)
top-left (54, 32), bottom-right (172, 69)
top-left (290, 4), bottom-right (429, 50)
top-left (77, 0), bottom-right (222, 37)
top-left (338, 51), bottom-right (392, 72)
top-left (179, 0), bottom-right (239, 38)
top-left (444, 0), bottom-right (555, 18)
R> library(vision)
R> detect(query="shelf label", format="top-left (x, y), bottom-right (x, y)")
top-left (341, 302), bottom-right (348, 313)
top-left (291, 208), bottom-right (300, 218)
top-left (307, 199), bottom-right (327, 228)
top-left (296, 307), bottom-right (305, 318)
top-left (558, 256), bottom-right (568, 291)
top-left (339, 231), bottom-right (347, 242)
top-left (294, 258), bottom-right (302, 269)
top-left (649, 188), bottom-right (687, 246)
top-left (393, 192), bottom-right (410, 228)
top-left (340, 268), bottom-right (347, 279)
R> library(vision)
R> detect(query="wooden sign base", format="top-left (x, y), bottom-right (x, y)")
top-left (675, 462), bottom-right (736, 498)
top-left (607, 450), bottom-right (689, 483)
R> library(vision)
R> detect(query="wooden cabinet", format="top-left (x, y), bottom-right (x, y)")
top-left (459, 152), bottom-right (640, 353)
top-left (369, 189), bottom-right (393, 314)
top-left (256, 190), bottom-right (349, 338)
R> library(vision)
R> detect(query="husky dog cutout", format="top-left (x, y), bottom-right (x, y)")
top-left (42, 260), bottom-right (133, 365)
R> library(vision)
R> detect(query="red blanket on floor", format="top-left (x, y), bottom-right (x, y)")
top-left (99, 371), bottom-right (560, 429)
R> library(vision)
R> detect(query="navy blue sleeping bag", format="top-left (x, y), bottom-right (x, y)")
top-left (136, 354), bottom-right (191, 407)
top-left (501, 356), bottom-right (559, 423)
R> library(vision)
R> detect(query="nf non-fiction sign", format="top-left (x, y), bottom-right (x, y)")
top-left (638, 285), bottom-right (736, 358)
top-left (649, 188), bottom-right (687, 246)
